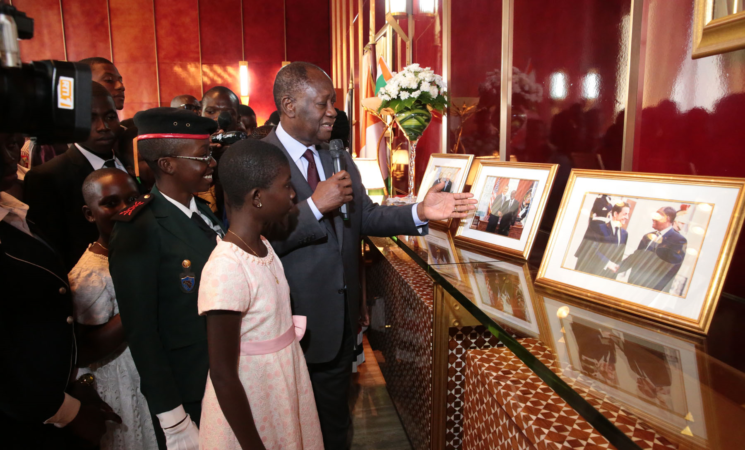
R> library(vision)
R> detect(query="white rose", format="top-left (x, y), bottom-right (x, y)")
top-left (380, 94), bottom-right (391, 101)
top-left (429, 86), bottom-right (439, 98)
top-left (400, 91), bottom-right (411, 100)
top-left (410, 90), bottom-right (422, 98)
top-left (420, 81), bottom-right (432, 93)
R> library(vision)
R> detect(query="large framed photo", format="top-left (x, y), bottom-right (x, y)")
top-left (454, 161), bottom-right (558, 259)
top-left (457, 250), bottom-right (546, 338)
top-left (416, 154), bottom-right (474, 228)
top-left (537, 170), bottom-right (745, 334)
top-left (541, 296), bottom-right (712, 448)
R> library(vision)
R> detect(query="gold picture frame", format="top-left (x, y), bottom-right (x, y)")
top-left (536, 170), bottom-right (745, 335)
top-left (692, 0), bottom-right (745, 59)
top-left (453, 161), bottom-right (558, 260)
top-left (416, 153), bottom-right (475, 229)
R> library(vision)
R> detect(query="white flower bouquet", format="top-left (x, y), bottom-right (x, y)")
top-left (377, 64), bottom-right (448, 142)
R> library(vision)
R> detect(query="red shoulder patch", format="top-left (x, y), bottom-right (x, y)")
top-left (113, 194), bottom-right (154, 222)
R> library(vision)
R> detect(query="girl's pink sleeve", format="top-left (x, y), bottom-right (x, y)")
top-left (198, 253), bottom-right (251, 314)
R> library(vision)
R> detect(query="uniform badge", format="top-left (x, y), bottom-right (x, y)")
top-left (113, 194), bottom-right (154, 222)
top-left (179, 259), bottom-right (196, 294)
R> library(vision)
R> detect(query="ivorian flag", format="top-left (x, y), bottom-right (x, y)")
top-left (361, 54), bottom-right (392, 180)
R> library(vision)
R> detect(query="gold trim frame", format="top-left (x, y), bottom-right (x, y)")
top-left (536, 170), bottom-right (745, 335)
top-left (692, 0), bottom-right (745, 59)
top-left (416, 153), bottom-right (474, 229)
top-left (454, 161), bottom-right (558, 260)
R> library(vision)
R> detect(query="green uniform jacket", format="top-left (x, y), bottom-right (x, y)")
top-left (109, 186), bottom-right (223, 415)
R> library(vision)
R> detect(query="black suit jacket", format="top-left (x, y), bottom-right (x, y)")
top-left (575, 220), bottom-right (629, 279)
top-left (24, 145), bottom-right (98, 270)
top-left (619, 228), bottom-right (687, 291)
top-left (263, 130), bottom-right (426, 363)
top-left (0, 220), bottom-right (76, 449)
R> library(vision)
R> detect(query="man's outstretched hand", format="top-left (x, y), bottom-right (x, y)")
top-left (416, 182), bottom-right (477, 222)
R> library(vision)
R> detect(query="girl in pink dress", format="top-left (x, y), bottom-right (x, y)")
top-left (198, 141), bottom-right (323, 450)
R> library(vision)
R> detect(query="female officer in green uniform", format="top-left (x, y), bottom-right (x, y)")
top-left (109, 108), bottom-right (223, 450)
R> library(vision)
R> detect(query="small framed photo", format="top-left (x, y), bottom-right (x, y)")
top-left (541, 296), bottom-right (712, 447)
top-left (457, 249), bottom-right (546, 338)
top-left (416, 154), bottom-right (474, 228)
top-left (537, 170), bottom-right (745, 334)
top-left (406, 229), bottom-right (463, 281)
top-left (454, 161), bottom-right (558, 259)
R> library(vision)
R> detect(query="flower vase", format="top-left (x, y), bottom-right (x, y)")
top-left (386, 105), bottom-right (432, 205)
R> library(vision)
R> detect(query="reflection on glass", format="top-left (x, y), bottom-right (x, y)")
top-left (542, 297), bottom-right (710, 446)
top-left (550, 72), bottom-right (568, 100)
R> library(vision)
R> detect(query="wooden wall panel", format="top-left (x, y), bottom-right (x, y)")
top-left (154, 0), bottom-right (202, 104)
top-left (286, 0), bottom-right (332, 75)
top-left (15, 0), bottom-right (66, 61)
top-left (198, 0), bottom-right (242, 98)
top-left (109, 0), bottom-right (159, 118)
top-left (243, 0), bottom-right (284, 63)
top-left (61, 0), bottom-right (111, 62)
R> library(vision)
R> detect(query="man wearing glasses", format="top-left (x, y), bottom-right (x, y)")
top-left (108, 108), bottom-right (224, 450)
top-left (170, 94), bottom-right (201, 115)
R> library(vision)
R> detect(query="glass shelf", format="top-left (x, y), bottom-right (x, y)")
top-left (386, 230), bottom-right (745, 450)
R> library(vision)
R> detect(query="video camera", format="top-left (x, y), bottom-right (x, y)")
top-left (0, 5), bottom-right (91, 143)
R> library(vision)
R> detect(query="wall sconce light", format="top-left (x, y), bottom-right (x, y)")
top-left (582, 72), bottom-right (600, 100)
top-left (386, 0), bottom-right (410, 16)
top-left (549, 72), bottom-right (568, 100)
top-left (419, 0), bottom-right (437, 16)
top-left (239, 61), bottom-right (249, 105)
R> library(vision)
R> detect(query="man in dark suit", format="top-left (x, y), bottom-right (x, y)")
top-left (25, 82), bottom-right (126, 269)
top-left (496, 190), bottom-right (520, 236)
top-left (485, 182), bottom-right (509, 233)
top-left (618, 206), bottom-right (687, 291)
top-left (1, 135), bottom-right (120, 449)
top-left (263, 62), bottom-right (476, 449)
top-left (109, 109), bottom-right (224, 450)
top-left (575, 202), bottom-right (629, 279)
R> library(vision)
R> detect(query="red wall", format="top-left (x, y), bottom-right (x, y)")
top-left (15, 0), bottom-right (331, 124)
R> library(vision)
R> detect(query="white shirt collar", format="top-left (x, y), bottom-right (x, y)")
top-left (276, 122), bottom-right (317, 162)
top-left (75, 143), bottom-right (126, 172)
top-left (160, 191), bottom-right (198, 218)
top-left (0, 191), bottom-right (31, 236)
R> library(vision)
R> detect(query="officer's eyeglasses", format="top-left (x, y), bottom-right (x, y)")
top-left (173, 151), bottom-right (214, 164)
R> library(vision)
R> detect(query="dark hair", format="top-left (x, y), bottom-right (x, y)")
top-left (79, 57), bottom-right (113, 66)
top-left (611, 202), bottom-right (629, 216)
top-left (219, 140), bottom-right (289, 208)
top-left (250, 125), bottom-right (274, 140)
top-left (82, 168), bottom-right (133, 207)
top-left (202, 86), bottom-right (239, 110)
top-left (265, 111), bottom-right (280, 126)
top-left (238, 105), bottom-right (255, 117)
top-left (661, 206), bottom-right (677, 224)
top-left (273, 62), bottom-right (327, 110)
top-left (115, 126), bottom-right (139, 167)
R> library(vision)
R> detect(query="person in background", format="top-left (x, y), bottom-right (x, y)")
top-left (25, 82), bottom-right (126, 270)
top-left (330, 108), bottom-right (349, 149)
top-left (198, 140), bottom-right (323, 449)
top-left (80, 57), bottom-right (126, 111)
top-left (2, 132), bottom-right (24, 200)
top-left (265, 110), bottom-right (280, 127)
top-left (250, 125), bottom-right (275, 140)
top-left (171, 95), bottom-right (201, 115)
top-left (238, 104), bottom-right (257, 135)
top-left (70, 169), bottom-right (158, 450)
top-left (109, 108), bottom-right (224, 450)
top-left (263, 61), bottom-right (476, 449)
top-left (0, 133), bottom-right (122, 450)
top-left (115, 125), bottom-right (155, 193)
top-left (201, 86), bottom-right (240, 131)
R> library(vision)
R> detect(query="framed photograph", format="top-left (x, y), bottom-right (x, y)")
top-left (413, 228), bottom-right (463, 281)
top-left (537, 170), bottom-right (745, 334)
top-left (541, 296), bottom-right (712, 448)
top-left (457, 249), bottom-right (545, 338)
top-left (416, 154), bottom-right (474, 228)
top-left (454, 161), bottom-right (558, 259)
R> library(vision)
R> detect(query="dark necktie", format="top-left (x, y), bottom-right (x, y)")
top-left (303, 149), bottom-right (321, 192)
top-left (191, 212), bottom-right (218, 241)
top-left (103, 159), bottom-right (117, 169)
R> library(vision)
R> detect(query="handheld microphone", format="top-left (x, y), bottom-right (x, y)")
top-left (329, 139), bottom-right (349, 221)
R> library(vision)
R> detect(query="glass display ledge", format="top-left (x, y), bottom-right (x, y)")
top-left (383, 231), bottom-right (745, 450)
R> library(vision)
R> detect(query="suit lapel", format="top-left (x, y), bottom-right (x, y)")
top-left (318, 148), bottom-right (344, 251)
top-left (150, 188), bottom-right (217, 256)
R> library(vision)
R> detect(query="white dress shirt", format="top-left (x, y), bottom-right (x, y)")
top-left (75, 143), bottom-right (127, 172)
top-left (275, 123), bottom-right (426, 226)
top-left (160, 192), bottom-right (223, 237)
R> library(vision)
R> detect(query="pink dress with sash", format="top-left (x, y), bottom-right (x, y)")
top-left (198, 238), bottom-right (323, 450)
